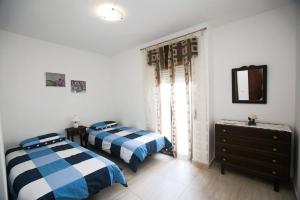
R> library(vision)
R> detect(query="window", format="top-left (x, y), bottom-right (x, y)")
top-left (160, 66), bottom-right (190, 158)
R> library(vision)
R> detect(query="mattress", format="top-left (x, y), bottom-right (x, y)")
top-left (6, 140), bottom-right (127, 200)
top-left (88, 125), bottom-right (172, 172)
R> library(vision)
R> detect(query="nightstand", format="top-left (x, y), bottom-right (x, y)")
top-left (65, 126), bottom-right (87, 147)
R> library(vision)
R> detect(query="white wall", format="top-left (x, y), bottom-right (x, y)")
top-left (0, 30), bottom-right (114, 150)
top-left (110, 48), bottom-right (146, 129)
top-left (0, 115), bottom-right (8, 200)
top-left (294, 1), bottom-right (300, 198)
top-left (212, 4), bottom-right (296, 127)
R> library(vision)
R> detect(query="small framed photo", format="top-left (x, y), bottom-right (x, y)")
top-left (71, 80), bottom-right (86, 93)
top-left (45, 72), bottom-right (65, 87)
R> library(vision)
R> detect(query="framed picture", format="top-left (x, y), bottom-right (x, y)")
top-left (71, 80), bottom-right (86, 93)
top-left (45, 72), bottom-right (65, 87)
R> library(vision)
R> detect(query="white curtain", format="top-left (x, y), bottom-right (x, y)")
top-left (191, 31), bottom-right (209, 163)
top-left (143, 51), bottom-right (160, 133)
top-left (143, 30), bottom-right (209, 163)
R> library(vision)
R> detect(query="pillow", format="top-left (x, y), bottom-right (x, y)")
top-left (20, 133), bottom-right (66, 149)
top-left (90, 121), bottom-right (118, 130)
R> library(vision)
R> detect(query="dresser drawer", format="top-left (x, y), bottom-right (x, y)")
top-left (216, 124), bottom-right (290, 144)
top-left (216, 135), bottom-right (289, 155)
top-left (215, 153), bottom-right (289, 180)
top-left (215, 121), bottom-right (292, 191)
top-left (216, 144), bottom-right (289, 167)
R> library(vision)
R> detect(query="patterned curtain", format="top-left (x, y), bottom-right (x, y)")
top-left (147, 38), bottom-right (198, 158)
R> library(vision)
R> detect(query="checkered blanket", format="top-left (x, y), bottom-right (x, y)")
top-left (6, 140), bottom-right (127, 200)
top-left (88, 125), bottom-right (172, 172)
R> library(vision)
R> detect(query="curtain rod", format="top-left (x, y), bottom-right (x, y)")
top-left (140, 27), bottom-right (207, 51)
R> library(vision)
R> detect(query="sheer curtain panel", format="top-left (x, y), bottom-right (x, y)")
top-left (143, 31), bottom-right (208, 162)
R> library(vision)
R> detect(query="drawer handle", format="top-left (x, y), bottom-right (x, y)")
top-left (222, 158), bottom-right (226, 161)
top-left (272, 170), bottom-right (277, 175)
top-left (273, 135), bottom-right (278, 140)
top-left (273, 148), bottom-right (277, 152)
top-left (272, 159), bottom-right (277, 163)
top-left (222, 139), bottom-right (227, 143)
top-left (222, 148), bottom-right (227, 152)
top-left (222, 129), bottom-right (226, 133)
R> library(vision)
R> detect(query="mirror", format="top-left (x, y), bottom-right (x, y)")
top-left (232, 65), bottom-right (267, 104)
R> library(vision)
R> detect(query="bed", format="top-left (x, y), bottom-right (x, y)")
top-left (6, 138), bottom-right (127, 200)
top-left (87, 124), bottom-right (172, 172)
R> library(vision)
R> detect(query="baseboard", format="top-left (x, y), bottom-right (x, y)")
top-left (209, 156), bottom-right (215, 166)
top-left (192, 160), bottom-right (211, 169)
top-left (192, 156), bottom-right (215, 169)
top-left (293, 181), bottom-right (299, 200)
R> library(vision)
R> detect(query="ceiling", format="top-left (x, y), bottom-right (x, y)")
top-left (0, 0), bottom-right (292, 55)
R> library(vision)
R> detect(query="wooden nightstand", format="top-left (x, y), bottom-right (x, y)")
top-left (65, 126), bottom-right (87, 147)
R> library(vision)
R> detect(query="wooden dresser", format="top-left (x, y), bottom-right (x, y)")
top-left (215, 120), bottom-right (292, 192)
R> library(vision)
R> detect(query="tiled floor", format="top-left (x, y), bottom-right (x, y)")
top-left (90, 152), bottom-right (296, 200)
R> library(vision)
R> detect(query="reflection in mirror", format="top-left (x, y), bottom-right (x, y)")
top-left (248, 68), bottom-right (263, 101)
top-left (237, 70), bottom-right (249, 100)
top-left (232, 65), bottom-right (267, 104)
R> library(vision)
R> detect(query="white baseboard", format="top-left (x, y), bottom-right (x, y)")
top-left (293, 181), bottom-right (299, 200)
top-left (192, 160), bottom-right (210, 168)
top-left (209, 156), bottom-right (215, 166)
top-left (191, 156), bottom-right (215, 168)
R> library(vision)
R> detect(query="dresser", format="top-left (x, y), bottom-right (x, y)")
top-left (215, 120), bottom-right (292, 192)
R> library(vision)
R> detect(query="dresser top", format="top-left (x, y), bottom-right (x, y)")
top-left (216, 120), bottom-right (292, 133)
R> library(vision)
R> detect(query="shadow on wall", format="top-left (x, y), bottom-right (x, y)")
top-left (0, 115), bottom-right (8, 200)
top-left (293, 1), bottom-right (300, 199)
top-left (294, 133), bottom-right (299, 198)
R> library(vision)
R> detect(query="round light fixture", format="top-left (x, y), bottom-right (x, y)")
top-left (96, 4), bottom-right (124, 22)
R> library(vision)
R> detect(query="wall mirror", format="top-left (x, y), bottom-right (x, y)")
top-left (232, 65), bottom-right (267, 104)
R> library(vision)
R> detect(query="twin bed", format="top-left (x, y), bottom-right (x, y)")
top-left (5, 122), bottom-right (172, 200)
top-left (87, 124), bottom-right (172, 172)
top-left (6, 139), bottom-right (127, 200)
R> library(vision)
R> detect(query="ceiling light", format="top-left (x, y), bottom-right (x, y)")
top-left (96, 4), bottom-right (124, 22)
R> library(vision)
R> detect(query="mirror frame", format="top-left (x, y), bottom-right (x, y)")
top-left (232, 65), bottom-right (267, 104)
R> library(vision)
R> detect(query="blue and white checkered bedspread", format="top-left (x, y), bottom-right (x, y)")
top-left (88, 125), bottom-right (172, 172)
top-left (6, 140), bottom-right (127, 200)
